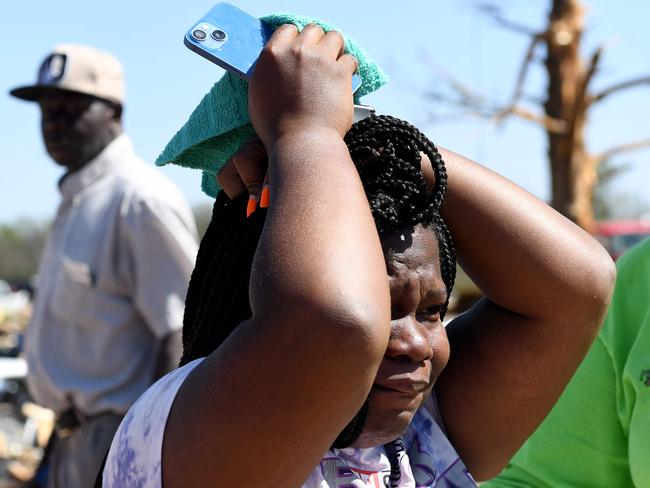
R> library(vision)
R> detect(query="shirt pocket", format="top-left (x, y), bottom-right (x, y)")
top-left (49, 256), bottom-right (95, 325)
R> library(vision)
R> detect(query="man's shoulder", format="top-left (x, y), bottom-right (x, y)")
top-left (109, 153), bottom-right (190, 212)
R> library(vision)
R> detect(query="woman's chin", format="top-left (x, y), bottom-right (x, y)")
top-left (347, 391), bottom-right (422, 448)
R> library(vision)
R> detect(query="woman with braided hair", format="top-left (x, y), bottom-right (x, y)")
top-left (103, 24), bottom-right (615, 487)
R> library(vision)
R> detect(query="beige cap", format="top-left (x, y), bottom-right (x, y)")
top-left (10, 44), bottom-right (125, 104)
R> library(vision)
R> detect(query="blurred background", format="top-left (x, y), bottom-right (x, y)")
top-left (0, 0), bottom-right (649, 483)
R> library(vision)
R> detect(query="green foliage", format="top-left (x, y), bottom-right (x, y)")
top-left (0, 220), bottom-right (50, 283)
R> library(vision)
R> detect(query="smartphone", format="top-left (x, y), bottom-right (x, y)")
top-left (184, 2), bottom-right (363, 93)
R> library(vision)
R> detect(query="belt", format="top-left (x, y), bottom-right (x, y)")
top-left (55, 408), bottom-right (115, 438)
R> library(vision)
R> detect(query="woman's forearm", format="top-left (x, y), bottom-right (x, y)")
top-left (250, 129), bottom-right (391, 358)
top-left (435, 147), bottom-right (616, 479)
top-left (439, 147), bottom-right (615, 321)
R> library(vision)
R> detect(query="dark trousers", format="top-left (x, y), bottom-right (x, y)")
top-left (46, 413), bottom-right (123, 488)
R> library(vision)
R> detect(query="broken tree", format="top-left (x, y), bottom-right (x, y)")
top-left (430, 0), bottom-right (650, 230)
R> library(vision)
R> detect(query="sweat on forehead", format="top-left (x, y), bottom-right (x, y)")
top-left (381, 225), bottom-right (440, 272)
top-left (382, 225), bottom-right (447, 304)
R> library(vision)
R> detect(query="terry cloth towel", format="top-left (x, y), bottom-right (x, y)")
top-left (155, 12), bottom-right (388, 197)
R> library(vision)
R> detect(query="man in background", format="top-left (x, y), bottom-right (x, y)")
top-left (9, 44), bottom-right (198, 487)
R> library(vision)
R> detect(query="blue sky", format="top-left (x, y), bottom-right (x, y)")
top-left (1, 0), bottom-right (649, 222)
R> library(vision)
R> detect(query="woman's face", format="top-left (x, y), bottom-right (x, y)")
top-left (352, 223), bottom-right (450, 447)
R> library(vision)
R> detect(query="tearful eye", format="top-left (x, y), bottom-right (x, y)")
top-left (416, 306), bottom-right (442, 323)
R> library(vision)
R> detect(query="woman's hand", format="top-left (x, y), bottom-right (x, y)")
top-left (163, 21), bottom-right (390, 488)
top-left (228, 24), bottom-right (359, 215)
top-left (217, 138), bottom-right (269, 216)
top-left (248, 24), bottom-right (358, 148)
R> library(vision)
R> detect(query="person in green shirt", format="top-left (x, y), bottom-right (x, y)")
top-left (484, 238), bottom-right (650, 487)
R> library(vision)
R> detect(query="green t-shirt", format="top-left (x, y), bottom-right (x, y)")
top-left (484, 238), bottom-right (650, 487)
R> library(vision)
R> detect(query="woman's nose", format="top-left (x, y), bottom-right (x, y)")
top-left (385, 316), bottom-right (434, 363)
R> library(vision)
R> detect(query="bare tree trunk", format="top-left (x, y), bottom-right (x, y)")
top-left (544, 0), bottom-right (594, 230)
top-left (429, 0), bottom-right (650, 230)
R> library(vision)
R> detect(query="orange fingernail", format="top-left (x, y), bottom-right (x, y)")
top-left (246, 194), bottom-right (257, 217)
top-left (260, 185), bottom-right (270, 208)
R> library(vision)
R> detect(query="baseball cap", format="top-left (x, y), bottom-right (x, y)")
top-left (10, 44), bottom-right (125, 104)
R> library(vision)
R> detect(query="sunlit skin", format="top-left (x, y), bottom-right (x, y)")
top-left (38, 89), bottom-right (121, 172)
top-left (161, 24), bottom-right (616, 486)
top-left (218, 145), bottom-right (448, 448)
top-left (353, 224), bottom-right (450, 447)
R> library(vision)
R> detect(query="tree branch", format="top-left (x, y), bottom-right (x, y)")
top-left (511, 36), bottom-right (544, 103)
top-left (583, 46), bottom-right (604, 94)
top-left (590, 76), bottom-right (650, 104)
top-left (493, 34), bottom-right (544, 124)
top-left (425, 70), bottom-right (489, 112)
top-left (426, 67), bottom-right (566, 133)
top-left (496, 105), bottom-right (567, 133)
top-left (424, 111), bottom-right (489, 125)
top-left (596, 138), bottom-right (650, 162)
top-left (573, 46), bottom-right (604, 120)
top-left (478, 3), bottom-right (541, 36)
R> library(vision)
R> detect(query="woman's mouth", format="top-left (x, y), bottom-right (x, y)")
top-left (373, 377), bottom-right (430, 396)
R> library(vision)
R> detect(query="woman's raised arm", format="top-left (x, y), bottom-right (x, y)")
top-left (434, 148), bottom-right (616, 480)
top-left (163, 25), bottom-right (391, 487)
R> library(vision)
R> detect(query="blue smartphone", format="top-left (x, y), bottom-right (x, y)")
top-left (184, 2), bottom-right (363, 93)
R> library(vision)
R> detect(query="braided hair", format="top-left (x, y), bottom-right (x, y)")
top-left (343, 115), bottom-right (456, 302)
top-left (180, 115), bottom-right (456, 454)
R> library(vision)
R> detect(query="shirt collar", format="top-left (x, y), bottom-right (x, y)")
top-left (58, 134), bottom-right (133, 199)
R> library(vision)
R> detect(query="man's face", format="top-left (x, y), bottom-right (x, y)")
top-left (38, 89), bottom-right (119, 172)
top-left (352, 224), bottom-right (450, 447)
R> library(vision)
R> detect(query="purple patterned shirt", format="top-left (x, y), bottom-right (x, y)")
top-left (103, 358), bottom-right (477, 487)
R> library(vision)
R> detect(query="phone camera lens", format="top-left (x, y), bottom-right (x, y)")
top-left (192, 29), bottom-right (207, 41)
top-left (211, 29), bottom-right (227, 41)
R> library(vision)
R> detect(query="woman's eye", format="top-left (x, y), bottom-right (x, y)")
top-left (417, 306), bottom-right (442, 322)
top-left (390, 308), bottom-right (402, 321)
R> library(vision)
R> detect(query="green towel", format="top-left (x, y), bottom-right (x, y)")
top-left (155, 12), bottom-right (388, 197)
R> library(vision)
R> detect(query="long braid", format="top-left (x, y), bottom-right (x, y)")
top-left (433, 213), bottom-right (456, 316)
top-left (180, 192), bottom-right (265, 366)
top-left (180, 115), bottom-right (457, 457)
